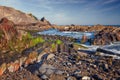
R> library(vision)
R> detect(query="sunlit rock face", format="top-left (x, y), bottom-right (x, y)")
top-left (0, 6), bottom-right (52, 31)
top-left (52, 24), bottom-right (106, 32)
top-left (0, 6), bottom-right (37, 24)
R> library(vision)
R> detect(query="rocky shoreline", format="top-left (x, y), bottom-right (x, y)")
top-left (0, 40), bottom-right (120, 80)
top-left (1, 49), bottom-right (120, 80)
top-left (0, 6), bottom-right (120, 80)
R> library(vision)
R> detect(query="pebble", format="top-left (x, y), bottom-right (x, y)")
top-left (67, 76), bottom-right (77, 80)
top-left (92, 74), bottom-right (102, 80)
top-left (76, 61), bottom-right (82, 65)
top-left (55, 70), bottom-right (64, 75)
top-left (82, 76), bottom-right (91, 80)
top-left (41, 74), bottom-right (48, 80)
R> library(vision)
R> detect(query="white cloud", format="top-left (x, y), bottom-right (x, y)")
top-left (102, 0), bottom-right (118, 5)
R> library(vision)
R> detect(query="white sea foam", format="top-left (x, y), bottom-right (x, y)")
top-left (102, 43), bottom-right (120, 54)
top-left (38, 29), bottom-right (94, 39)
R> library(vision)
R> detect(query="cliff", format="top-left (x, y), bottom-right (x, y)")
top-left (0, 6), bottom-right (38, 24)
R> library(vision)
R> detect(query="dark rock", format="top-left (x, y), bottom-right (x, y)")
top-left (41, 17), bottom-right (51, 25)
top-left (92, 74), bottom-right (102, 80)
top-left (116, 77), bottom-right (120, 80)
top-left (73, 70), bottom-right (81, 79)
top-left (116, 70), bottom-right (120, 75)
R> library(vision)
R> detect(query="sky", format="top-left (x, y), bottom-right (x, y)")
top-left (0, 0), bottom-right (120, 25)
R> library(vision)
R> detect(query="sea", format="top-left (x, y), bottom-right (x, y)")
top-left (38, 28), bottom-right (120, 59)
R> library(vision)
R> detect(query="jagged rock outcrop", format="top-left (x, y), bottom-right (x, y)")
top-left (93, 27), bottom-right (120, 45)
top-left (0, 6), bottom-right (38, 24)
top-left (41, 17), bottom-right (51, 25)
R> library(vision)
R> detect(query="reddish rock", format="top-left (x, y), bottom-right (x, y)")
top-left (0, 18), bottom-right (18, 41)
top-left (81, 35), bottom-right (88, 43)
top-left (14, 60), bottom-right (20, 72)
top-left (0, 63), bottom-right (6, 76)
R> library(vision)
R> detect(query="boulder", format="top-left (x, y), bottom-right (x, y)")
top-left (47, 54), bottom-right (55, 60)
top-left (38, 63), bottom-right (63, 76)
top-left (38, 64), bottom-right (56, 75)
top-left (40, 74), bottom-right (48, 80)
